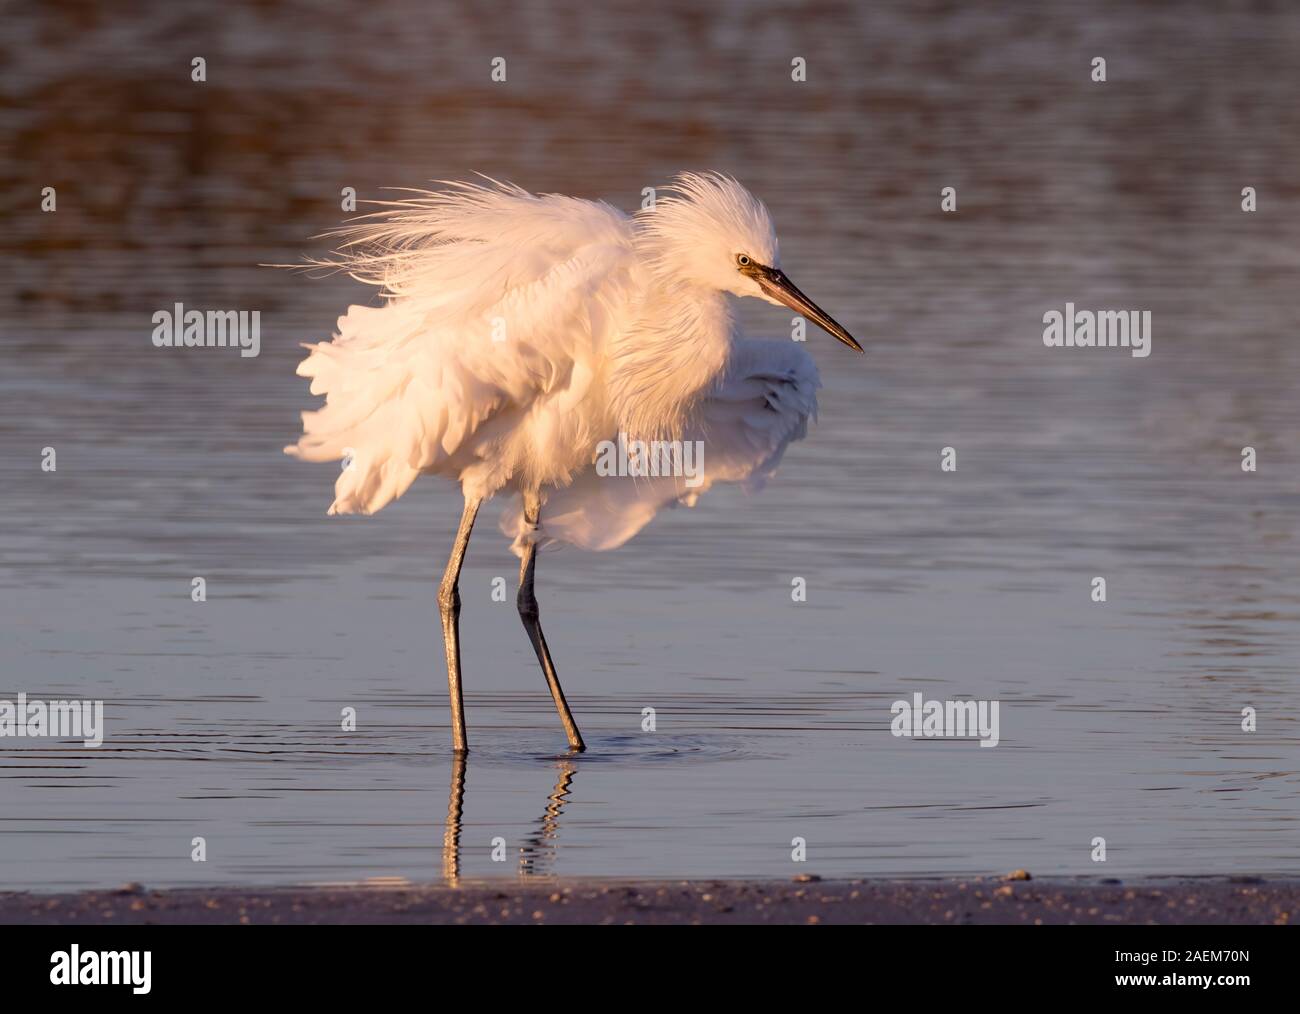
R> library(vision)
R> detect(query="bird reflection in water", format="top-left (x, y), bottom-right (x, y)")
top-left (441, 754), bottom-right (578, 883)
top-left (517, 761), bottom-right (577, 878)
top-left (441, 752), bottom-right (467, 883)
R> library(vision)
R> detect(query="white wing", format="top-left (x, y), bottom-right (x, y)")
top-left (285, 180), bottom-right (636, 514)
top-left (501, 338), bottom-right (821, 554)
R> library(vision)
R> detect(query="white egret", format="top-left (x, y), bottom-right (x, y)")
top-left (286, 172), bottom-right (862, 753)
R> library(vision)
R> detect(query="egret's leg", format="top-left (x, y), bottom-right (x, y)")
top-left (439, 495), bottom-right (481, 753)
top-left (517, 494), bottom-right (586, 752)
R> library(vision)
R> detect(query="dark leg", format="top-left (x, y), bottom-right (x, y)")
top-left (517, 493), bottom-right (586, 751)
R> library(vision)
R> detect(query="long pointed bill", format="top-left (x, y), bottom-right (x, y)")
top-left (750, 265), bottom-right (863, 352)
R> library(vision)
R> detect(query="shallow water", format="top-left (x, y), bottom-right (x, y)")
top-left (2, 1), bottom-right (1299, 890)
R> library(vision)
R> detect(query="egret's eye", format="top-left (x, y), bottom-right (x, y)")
top-left (737, 254), bottom-right (752, 267)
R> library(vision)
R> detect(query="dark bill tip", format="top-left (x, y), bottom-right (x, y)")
top-left (750, 265), bottom-right (864, 353)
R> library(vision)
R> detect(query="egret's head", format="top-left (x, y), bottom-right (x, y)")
top-left (636, 172), bottom-right (862, 352)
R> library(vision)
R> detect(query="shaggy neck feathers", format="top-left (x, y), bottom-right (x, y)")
top-left (606, 280), bottom-right (733, 442)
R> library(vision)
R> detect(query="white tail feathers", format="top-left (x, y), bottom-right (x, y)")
top-left (285, 179), bottom-right (634, 516)
top-left (285, 306), bottom-right (425, 514)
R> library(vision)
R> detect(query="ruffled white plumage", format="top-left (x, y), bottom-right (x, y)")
top-left (498, 337), bottom-right (819, 553)
top-left (286, 173), bottom-right (820, 554)
top-left (286, 180), bottom-right (637, 513)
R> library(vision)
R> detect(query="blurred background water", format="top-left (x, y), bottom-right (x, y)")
top-left (1, 0), bottom-right (1298, 890)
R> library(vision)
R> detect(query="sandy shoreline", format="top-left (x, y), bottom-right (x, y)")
top-left (1, 877), bottom-right (1293, 925)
